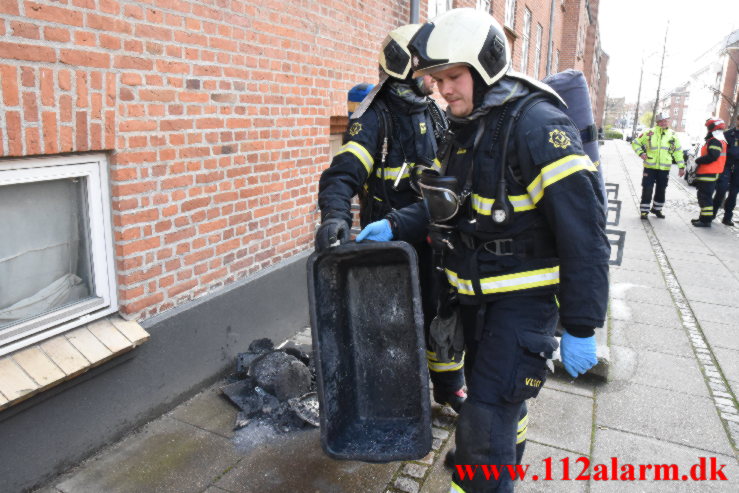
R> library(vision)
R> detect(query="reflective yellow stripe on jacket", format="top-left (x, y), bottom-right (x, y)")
top-left (471, 154), bottom-right (594, 215)
top-left (527, 154), bottom-right (597, 205)
top-left (374, 158), bottom-right (442, 181)
top-left (336, 141), bottom-right (374, 174)
top-left (445, 266), bottom-right (560, 296)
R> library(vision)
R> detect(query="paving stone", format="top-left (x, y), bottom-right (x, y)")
top-left (673, 266), bottom-right (739, 291)
top-left (610, 257), bottom-right (662, 275)
top-left (415, 451), bottom-right (435, 465)
top-left (516, 441), bottom-right (588, 492)
top-left (627, 350), bottom-right (709, 397)
top-left (56, 417), bottom-right (242, 493)
top-left (403, 463), bottom-right (427, 479)
top-left (418, 430), bottom-right (455, 493)
top-left (681, 284), bottom-right (739, 308)
top-left (691, 302), bottom-right (739, 326)
top-left (215, 428), bottom-right (399, 493)
top-left (169, 384), bottom-right (239, 439)
top-left (432, 428), bottom-right (449, 440)
top-left (701, 321), bottom-right (739, 351)
top-left (544, 372), bottom-right (595, 398)
top-left (432, 415), bottom-right (456, 428)
top-left (610, 268), bottom-right (667, 289)
top-left (615, 300), bottom-right (684, 329)
top-left (712, 346), bottom-right (739, 384)
top-left (713, 397), bottom-right (737, 408)
top-left (596, 383), bottom-right (733, 456)
top-left (608, 320), bottom-right (693, 358)
top-left (394, 476), bottom-right (420, 493)
top-left (591, 427), bottom-right (739, 492)
top-left (526, 387), bottom-right (593, 455)
top-left (610, 283), bottom-right (673, 306)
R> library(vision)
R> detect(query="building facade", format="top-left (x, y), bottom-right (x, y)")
top-left (0, 1), bottom-right (608, 490)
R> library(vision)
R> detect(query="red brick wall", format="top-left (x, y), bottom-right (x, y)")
top-left (0, 0), bottom-right (607, 321)
top-left (0, 0), bottom-right (409, 319)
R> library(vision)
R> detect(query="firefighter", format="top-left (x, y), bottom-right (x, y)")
top-left (692, 118), bottom-right (728, 227)
top-left (631, 113), bottom-right (685, 218)
top-left (712, 115), bottom-right (739, 226)
top-left (356, 9), bottom-right (609, 492)
top-left (314, 24), bottom-right (467, 411)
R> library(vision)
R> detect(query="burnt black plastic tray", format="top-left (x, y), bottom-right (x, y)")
top-left (307, 241), bottom-right (432, 462)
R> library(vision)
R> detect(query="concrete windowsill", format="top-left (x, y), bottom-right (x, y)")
top-left (0, 315), bottom-right (149, 411)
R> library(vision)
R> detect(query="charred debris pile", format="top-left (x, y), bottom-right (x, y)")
top-left (221, 338), bottom-right (319, 433)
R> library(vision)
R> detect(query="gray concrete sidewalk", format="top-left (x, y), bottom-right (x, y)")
top-left (34, 141), bottom-right (739, 493)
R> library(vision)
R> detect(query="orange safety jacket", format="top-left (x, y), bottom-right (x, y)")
top-left (697, 138), bottom-right (727, 175)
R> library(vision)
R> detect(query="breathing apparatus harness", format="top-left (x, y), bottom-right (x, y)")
top-left (358, 89), bottom-right (448, 227)
top-left (419, 92), bottom-right (550, 339)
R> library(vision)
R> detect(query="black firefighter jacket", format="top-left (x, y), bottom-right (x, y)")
top-left (389, 89), bottom-right (610, 332)
top-left (318, 82), bottom-right (442, 227)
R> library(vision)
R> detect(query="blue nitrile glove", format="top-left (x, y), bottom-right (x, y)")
top-left (356, 219), bottom-right (393, 242)
top-left (560, 330), bottom-right (597, 378)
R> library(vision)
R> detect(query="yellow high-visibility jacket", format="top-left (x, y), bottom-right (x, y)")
top-left (631, 126), bottom-right (684, 170)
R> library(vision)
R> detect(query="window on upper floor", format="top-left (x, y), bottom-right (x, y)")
top-left (428, 0), bottom-right (453, 18)
top-left (534, 24), bottom-right (543, 79)
top-left (476, 0), bottom-right (491, 13)
top-left (0, 153), bottom-right (118, 356)
top-left (520, 9), bottom-right (532, 74)
top-left (505, 0), bottom-right (516, 28)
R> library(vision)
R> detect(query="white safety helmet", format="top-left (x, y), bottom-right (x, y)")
top-left (380, 24), bottom-right (421, 80)
top-left (408, 8), bottom-right (510, 86)
top-left (351, 24), bottom-right (421, 119)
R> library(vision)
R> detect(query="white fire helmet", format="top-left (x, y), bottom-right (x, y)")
top-left (408, 8), bottom-right (510, 86)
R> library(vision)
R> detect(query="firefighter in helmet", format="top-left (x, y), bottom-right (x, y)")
top-left (692, 118), bottom-right (728, 227)
top-left (315, 24), bottom-right (467, 412)
top-left (356, 9), bottom-right (609, 492)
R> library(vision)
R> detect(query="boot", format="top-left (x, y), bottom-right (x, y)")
top-left (722, 218), bottom-right (734, 226)
top-left (650, 208), bottom-right (665, 218)
top-left (433, 387), bottom-right (467, 413)
top-left (691, 219), bottom-right (711, 227)
top-left (640, 212), bottom-right (649, 219)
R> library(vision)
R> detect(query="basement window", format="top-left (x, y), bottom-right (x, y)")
top-left (0, 153), bottom-right (118, 357)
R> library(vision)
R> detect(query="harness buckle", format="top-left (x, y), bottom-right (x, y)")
top-left (483, 238), bottom-right (514, 256)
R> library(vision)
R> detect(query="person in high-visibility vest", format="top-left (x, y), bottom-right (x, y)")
top-left (692, 118), bottom-right (728, 227)
top-left (631, 113), bottom-right (685, 219)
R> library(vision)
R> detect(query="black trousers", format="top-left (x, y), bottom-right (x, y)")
top-left (696, 175), bottom-right (719, 223)
top-left (451, 293), bottom-right (558, 492)
top-left (640, 168), bottom-right (670, 213)
top-left (712, 165), bottom-right (739, 221)
top-left (415, 241), bottom-right (465, 393)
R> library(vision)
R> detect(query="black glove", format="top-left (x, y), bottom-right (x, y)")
top-left (315, 218), bottom-right (350, 252)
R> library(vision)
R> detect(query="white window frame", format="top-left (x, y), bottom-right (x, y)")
top-left (520, 8), bottom-right (532, 74)
top-left (476, 0), bottom-right (491, 12)
top-left (534, 23), bottom-right (543, 79)
top-left (428, 0), bottom-right (453, 19)
top-left (504, 0), bottom-right (516, 28)
top-left (0, 153), bottom-right (118, 356)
